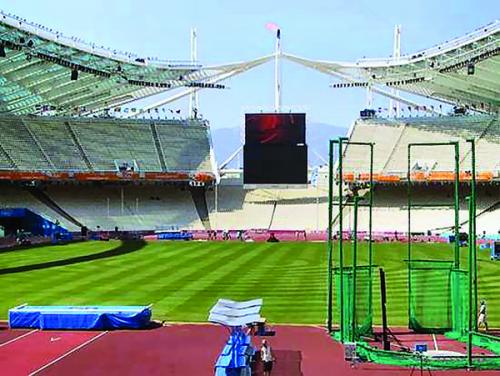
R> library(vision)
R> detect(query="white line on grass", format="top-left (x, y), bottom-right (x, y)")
top-left (28, 331), bottom-right (108, 376)
top-left (0, 329), bottom-right (38, 347)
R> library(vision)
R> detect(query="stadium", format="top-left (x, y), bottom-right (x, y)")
top-left (0, 5), bottom-right (499, 376)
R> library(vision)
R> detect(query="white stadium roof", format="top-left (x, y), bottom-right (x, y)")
top-left (0, 9), bottom-right (498, 115)
top-left (284, 20), bottom-right (500, 113)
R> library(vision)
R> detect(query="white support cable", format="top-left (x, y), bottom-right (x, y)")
top-left (311, 147), bottom-right (328, 165)
top-left (124, 56), bottom-right (274, 118)
top-left (284, 54), bottom-right (445, 115)
top-left (219, 145), bottom-right (243, 171)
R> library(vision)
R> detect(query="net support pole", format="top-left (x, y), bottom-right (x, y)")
top-left (351, 195), bottom-right (360, 342)
top-left (407, 144), bottom-right (412, 324)
top-left (467, 196), bottom-right (473, 368)
top-left (467, 138), bottom-right (478, 330)
top-left (454, 142), bottom-right (460, 269)
top-left (338, 137), bottom-right (347, 342)
top-left (379, 268), bottom-right (390, 350)
top-left (368, 143), bottom-right (374, 318)
top-left (327, 140), bottom-right (334, 332)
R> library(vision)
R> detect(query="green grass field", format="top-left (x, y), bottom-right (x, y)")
top-left (0, 240), bottom-right (498, 327)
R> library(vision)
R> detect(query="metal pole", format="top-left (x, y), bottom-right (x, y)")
top-left (327, 140), bottom-right (334, 332)
top-left (390, 24), bottom-right (401, 117)
top-left (467, 139), bottom-right (478, 330)
top-left (407, 144), bottom-right (412, 324)
top-left (466, 196), bottom-right (473, 368)
top-left (338, 138), bottom-right (345, 342)
top-left (214, 183), bottom-right (218, 231)
top-left (316, 182), bottom-right (320, 232)
top-left (380, 268), bottom-right (390, 350)
top-left (274, 28), bottom-right (281, 112)
top-left (352, 196), bottom-right (360, 341)
top-left (368, 143), bottom-right (374, 321)
top-left (189, 28), bottom-right (199, 119)
top-left (454, 142), bottom-right (460, 269)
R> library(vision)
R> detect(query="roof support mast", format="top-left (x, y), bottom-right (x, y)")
top-left (275, 28), bottom-right (282, 112)
top-left (391, 25), bottom-right (401, 117)
top-left (189, 28), bottom-right (199, 119)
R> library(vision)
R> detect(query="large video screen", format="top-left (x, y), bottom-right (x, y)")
top-left (245, 113), bottom-right (305, 145)
top-left (243, 145), bottom-right (308, 185)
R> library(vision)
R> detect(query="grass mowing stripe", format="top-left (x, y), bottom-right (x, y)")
top-left (261, 243), bottom-right (325, 323)
top-left (0, 241), bottom-right (499, 327)
top-left (87, 246), bottom-right (220, 304)
top-left (240, 243), bottom-right (323, 323)
top-left (26, 242), bottom-right (211, 305)
top-left (157, 242), bottom-right (262, 319)
top-left (169, 243), bottom-right (284, 321)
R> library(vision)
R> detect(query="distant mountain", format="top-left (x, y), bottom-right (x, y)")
top-left (211, 122), bottom-right (348, 168)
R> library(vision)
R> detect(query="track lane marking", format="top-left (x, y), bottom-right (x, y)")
top-left (432, 334), bottom-right (439, 350)
top-left (0, 329), bottom-right (38, 347)
top-left (28, 331), bottom-right (108, 376)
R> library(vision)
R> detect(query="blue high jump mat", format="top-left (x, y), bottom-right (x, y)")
top-left (8, 304), bottom-right (152, 330)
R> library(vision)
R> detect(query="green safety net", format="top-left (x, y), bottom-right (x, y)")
top-left (408, 260), bottom-right (467, 334)
top-left (471, 332), bottom-right (500, 354)
top-left (334, 266), bottom-right (373, 341)
top-left (450, 269), bottom-right (468, 338)
top-left (331, 260), bottom-right (500, 370)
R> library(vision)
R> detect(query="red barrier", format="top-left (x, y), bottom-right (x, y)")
top-left (0, 170), bottom-right (213, 182)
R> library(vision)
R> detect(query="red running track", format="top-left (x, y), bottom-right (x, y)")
top-left (0, 322), bottom-right (31, 345)
top-left (0, 330), bottom-right (102, 375)
top-left (1, 324), bottom-right (499, 375)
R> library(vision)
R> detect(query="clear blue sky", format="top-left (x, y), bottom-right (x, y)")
top-left (1, 0), bottom-right (497, 129)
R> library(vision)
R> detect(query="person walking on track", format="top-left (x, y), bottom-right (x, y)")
top-left (261, 339), bottom-right (275, 375)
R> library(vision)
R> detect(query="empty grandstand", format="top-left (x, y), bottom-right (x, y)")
top-left (0, 115), bottom-right (214, 177)
top-left (344, 114), bottom-right (499, 178)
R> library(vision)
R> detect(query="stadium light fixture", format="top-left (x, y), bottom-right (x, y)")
top-left (467, 63), bottom-right (475, 75)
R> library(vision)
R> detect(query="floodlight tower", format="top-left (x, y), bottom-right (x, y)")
top-left (189, 28), bottom-right (199, 119)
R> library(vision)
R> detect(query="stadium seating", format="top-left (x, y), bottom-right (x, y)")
top-left (0, 115), bottom-right (214, 174)
top-left (0, 184), bottom-right (78, 231)
top-left (345, 115), bottom-right (500, 175)
top-left (45, 185), bottom-right (205, 231)
top-left (206, 170), bottom-right (332, 231)
top-left (0, 117), bottom-right (52, 170)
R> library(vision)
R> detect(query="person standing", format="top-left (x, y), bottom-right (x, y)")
top-left (261, 339), bottom-right (275, 375)
top-left (478, 300), bottom-right (488, 331)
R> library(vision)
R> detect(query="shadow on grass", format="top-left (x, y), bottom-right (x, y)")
top-left (0, 240), bottom-right (146, 275)
top-left (0, 240), bottom-right (85, 255)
